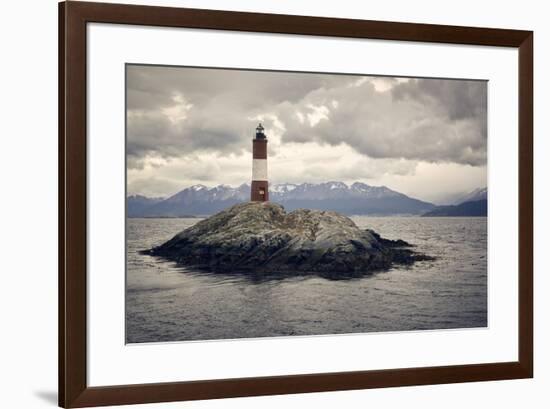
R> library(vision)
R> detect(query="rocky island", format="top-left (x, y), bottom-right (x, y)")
top-left (144, 202), bottom-right (432, 276)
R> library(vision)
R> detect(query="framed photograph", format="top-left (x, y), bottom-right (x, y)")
top-left (59, 1), bottom-right (533, 407)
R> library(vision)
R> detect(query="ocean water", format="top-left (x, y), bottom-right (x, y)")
top-left (126, 216), bottom-right (487, 343)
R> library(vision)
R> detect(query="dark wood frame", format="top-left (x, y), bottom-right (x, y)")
top-left (59, 1), bottom-right (533, 407)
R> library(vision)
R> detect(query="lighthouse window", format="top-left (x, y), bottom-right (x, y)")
top-left (259, 188), bottom-right (265, 196)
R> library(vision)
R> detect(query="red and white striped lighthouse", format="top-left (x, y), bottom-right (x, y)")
top-left (251, 123), bottom-right (269, 202)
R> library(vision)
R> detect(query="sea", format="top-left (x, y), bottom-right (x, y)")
top-left (126, 216), bottom-right (487, 343)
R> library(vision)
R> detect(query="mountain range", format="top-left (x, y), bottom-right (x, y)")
top-left (127, 182), bottom-right (436, 217)
top-left (128, 182), bottom-right (488, 218)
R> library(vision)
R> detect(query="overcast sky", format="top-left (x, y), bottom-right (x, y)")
top-left (127, 64), bottom-right (487, 204)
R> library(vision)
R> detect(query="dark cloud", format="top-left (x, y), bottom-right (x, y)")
top-left (392, 78), bottom-right (487, 121)
top-left (126, 65), bottom-right (487, 169)
top-left (276, 78), bottom-right (487, 166)
top-left (126, 65), bottom-right (355, 167)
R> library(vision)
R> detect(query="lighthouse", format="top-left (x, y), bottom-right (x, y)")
top-left (251, 123), bottom-right (269, 201)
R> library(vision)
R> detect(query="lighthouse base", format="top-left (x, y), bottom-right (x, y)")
top-left (251, 180), bottom-right (269, 202)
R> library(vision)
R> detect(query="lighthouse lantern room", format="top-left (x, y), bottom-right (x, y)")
top-left (251, 123), bottom-right (269, 202)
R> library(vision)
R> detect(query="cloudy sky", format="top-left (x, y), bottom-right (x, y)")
top-left (127, 64), bottom-right (487, 204)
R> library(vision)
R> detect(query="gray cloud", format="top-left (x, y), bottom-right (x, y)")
top-left (392, 78), bottom-right (487, 121)
top-left (126, 65), bottom-right (357, 167)
top-left (275, 78), bottom-right (487, 166)
top-left (127, 65), bottom-right (486, 168)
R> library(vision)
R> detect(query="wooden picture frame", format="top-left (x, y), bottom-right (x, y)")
top-left (59, 1), bottom-right (533, 407)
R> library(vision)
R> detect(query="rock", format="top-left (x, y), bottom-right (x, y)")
top-left (144, 202), bottom-right (432, 276)
top-left (365, 229), bottom-right (413, 248)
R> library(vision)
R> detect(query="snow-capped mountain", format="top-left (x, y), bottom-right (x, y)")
top-left (268, 182), bottom-right (401, 201)
top-left (453, 187), bottom-right (487, 205)
top-left (127, 182), bottom-right (435, 217)
top-left (270, 183), bottom-right (298, 194)
top-left (421, 187), bottom-right (487, 217)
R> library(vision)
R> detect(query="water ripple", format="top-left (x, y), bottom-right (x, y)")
top-left (126, 216), bottom-right (487, 343)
